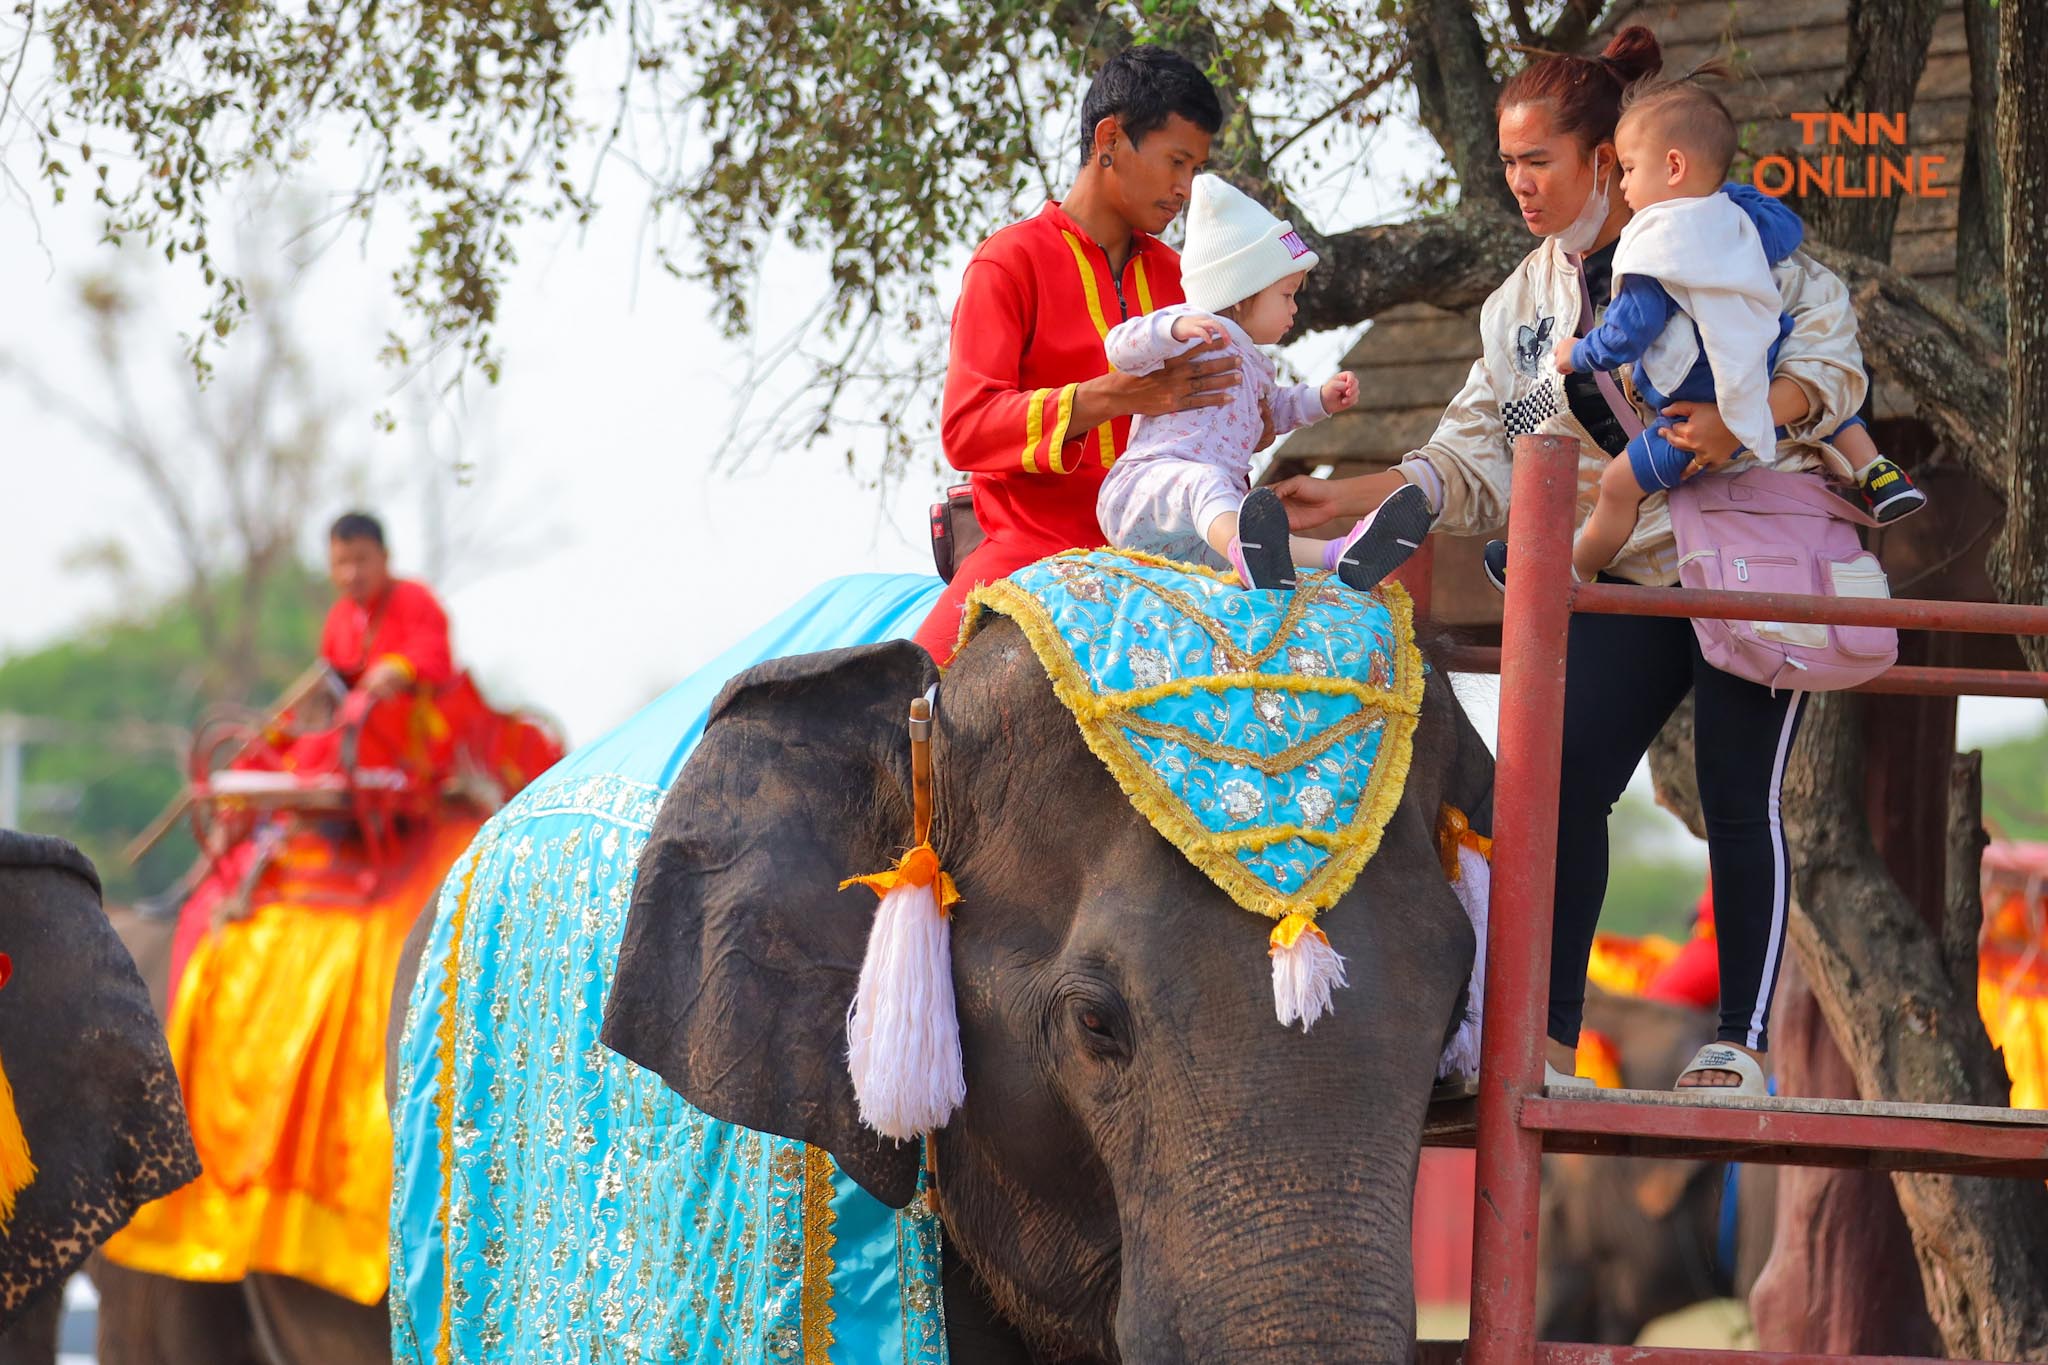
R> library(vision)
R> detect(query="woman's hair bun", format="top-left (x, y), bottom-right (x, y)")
top-left (1600, 26), bottom-right (1664, 87)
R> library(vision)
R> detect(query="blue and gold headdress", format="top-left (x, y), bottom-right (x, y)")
top-left (961, 548), bottom-right (1425, 1029)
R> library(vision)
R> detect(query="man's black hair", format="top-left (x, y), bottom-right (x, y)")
top-left (329, 511), bottom-right (386, 547)
top-left (1077, 46), bottom-right (1222, 168)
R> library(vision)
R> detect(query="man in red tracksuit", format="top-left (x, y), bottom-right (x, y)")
top-left (913, 47), bottom-right (1239, 661)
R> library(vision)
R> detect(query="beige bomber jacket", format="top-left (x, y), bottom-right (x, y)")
top-left (1395, 235), bottom-right (1870, 585)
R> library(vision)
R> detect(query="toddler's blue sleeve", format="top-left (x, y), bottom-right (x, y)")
top-left (1571, 276), bottom-right (1678, 373)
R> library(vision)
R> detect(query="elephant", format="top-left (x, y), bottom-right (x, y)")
top-left (0, 832), bottom-right (198, 1341)
top-left (1535, 986), bottom-right (1776, 1345)
top-left (23, 897), bottom-right (394, 1365)
top-left (590, 623), bottom-right (1498, 1363)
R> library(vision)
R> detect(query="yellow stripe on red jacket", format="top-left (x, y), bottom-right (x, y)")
top-left (938, 199), bottom-right (1182, 562)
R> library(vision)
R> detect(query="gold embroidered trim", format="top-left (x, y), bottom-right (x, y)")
top-left (433, 846), bottom-right (484, 1365)
top-left (960, 550), bottom-right (1423, 922)
top-left (1019, 386), bottom-right (1049, 474)
top-left (1087, 559), bottom-right (1325, 672)
top-left (1059, 232), bottom-right (1119, 469)
top-left (1115, 706), bottom-right (1385, 776)
top-left (799, 1147), bottom-right (840, 1364)
top-left (1060, 232), bottom-right (1111, 340)
top-left (1046, 384), bottom-right (1078, 474)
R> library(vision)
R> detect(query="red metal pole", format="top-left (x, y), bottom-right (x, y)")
top-left (1467, 434), bottom-right (1580, 1365)
top-left (1439, 648), bottom-right (2048, 701)
top-left (1393, 531), bottom-right (1438, 622)
top-left (1571, 582), bottom-right (2048, 636)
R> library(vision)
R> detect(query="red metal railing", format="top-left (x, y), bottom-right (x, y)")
top-left (1452, 434), bottom-right (2048, 1365)
top-left (1440, 646), bottom-right (2048, 700)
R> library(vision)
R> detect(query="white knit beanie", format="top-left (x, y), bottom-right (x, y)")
top-left (1179, 174), bottom-right (1320, 313)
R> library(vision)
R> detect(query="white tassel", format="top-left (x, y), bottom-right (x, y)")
top-left (1438, 843), bottom-right (1491, 1079)
top-left (1269, 913), bottom-right (1348, 1031)
top-left (844, 849), bottom-right (965, 1140)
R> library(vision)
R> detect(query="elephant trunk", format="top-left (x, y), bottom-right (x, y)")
top-left (1113, 1122), bottom-right (1423, 1362)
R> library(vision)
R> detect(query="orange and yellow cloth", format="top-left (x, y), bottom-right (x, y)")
top-left (104, 814), bottom-right (483, 1304)
top-left (1982, 881), bottom-right (2048, 1112)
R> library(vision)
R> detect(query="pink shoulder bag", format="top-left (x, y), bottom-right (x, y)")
top-left (1666, 465), bottom-right (1898, 693)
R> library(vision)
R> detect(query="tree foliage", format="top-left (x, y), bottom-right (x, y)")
top-left (13, 0), bottom-right (1559, 461)
top-left (0, 563), bottom-right (328, 903)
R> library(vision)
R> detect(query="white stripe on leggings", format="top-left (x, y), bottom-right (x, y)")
top-left (1746, 691), bottom-right (1807, 1049)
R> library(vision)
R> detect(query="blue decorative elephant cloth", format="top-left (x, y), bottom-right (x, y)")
top-left (389, 574), bottom-right (950, 1365)
top-left (962, 550), bottom-right (1423, 924)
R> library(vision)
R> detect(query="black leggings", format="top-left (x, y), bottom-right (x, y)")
top-left (1548, 601), bottom-right (1808, 1053)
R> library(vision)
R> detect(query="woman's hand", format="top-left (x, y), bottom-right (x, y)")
top-left (1271, 474), bottom-right (1344, 530)
top-left (1272, 468), bottom-right (1411, 532)
top-left (1552, 335), bottom-right (1577, 374)
top-left (1321, 370), bottom-right (1359, 414)
top-left (1659, 400), bottom-right (1744, 468)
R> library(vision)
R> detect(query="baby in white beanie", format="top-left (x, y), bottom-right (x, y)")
top-left (1097, 174), bottom-right (1432, 591)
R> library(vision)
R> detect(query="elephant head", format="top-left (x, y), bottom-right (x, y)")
top-left (604, 617), bottom-right (1495, 1362)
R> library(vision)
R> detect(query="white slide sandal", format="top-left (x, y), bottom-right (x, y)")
top-left (1543, 1061), bottom-right (1593, 1091)
top-left (1675, 1043), bottom-right (1768, 1097)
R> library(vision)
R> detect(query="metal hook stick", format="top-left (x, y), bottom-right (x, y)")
top-left (909, 696), bottom-right (934, 847)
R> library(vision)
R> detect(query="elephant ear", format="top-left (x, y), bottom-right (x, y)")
top-left (602, 640), bottom-right (938, 1208)
top-left (1441, 669), bottom-right (1497, 838)
top-left (0, 832), bottom-right (199, 1330)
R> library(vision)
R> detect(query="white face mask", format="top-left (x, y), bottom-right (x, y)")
top-left (1554, 153), bottom-right (1614, 255)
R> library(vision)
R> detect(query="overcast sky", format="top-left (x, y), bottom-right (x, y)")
top-left (1, 44), bottom-right (2036, 782)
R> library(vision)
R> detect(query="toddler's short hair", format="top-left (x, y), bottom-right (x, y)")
top-left (1619, 68), bottom-right (1739, 180)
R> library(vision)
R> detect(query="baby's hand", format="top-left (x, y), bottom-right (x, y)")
top-left (1171, 313), bottom-right (1229, 346)
top-left (1552, 335), bottom-right (1577, 374)
top-left (1321, 371), bottom-right (1358, 414)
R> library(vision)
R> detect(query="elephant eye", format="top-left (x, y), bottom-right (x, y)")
top-left (1065, 994), bottom-right (1130, 1059)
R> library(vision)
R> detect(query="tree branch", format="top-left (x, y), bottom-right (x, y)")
top-left (1955, 0), bottom-right (2006, 337)
top-left (1505, 0), bottom-right (1540, 49)
top-left (1803, 240), bottom-right (2008, 491)
top-left (1294, 201), bottom-right (1528, 336)
top-left (1267, 50), bottom-right (1411, 165)
top-left (1943, 752), bottom-right (1989, 1006)
top-left (1403, 0), bottom-right (1513, 212)
top-left (1542, 0), bottom-right (1610, 56)
top-left (1784, 695), bottom-right (2048, 1358)
top-left (1808, 0), bottom-right (1945, 260)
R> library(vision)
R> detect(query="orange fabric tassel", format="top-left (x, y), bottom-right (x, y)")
top-left (840, 845), bottom-right (961, 913)
top-left (0, 954), bottom-right (37, 1229)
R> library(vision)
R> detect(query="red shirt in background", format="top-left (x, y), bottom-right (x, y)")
top-left (1643, 885), bottom-right (1720, 1012)
top-left (319, 579), bottom-right (455, 691)
top-left (912, 200), bottom-right (1183, 660)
